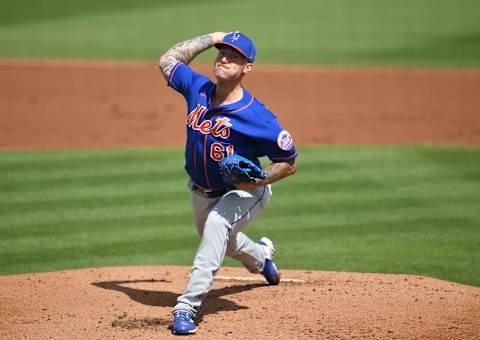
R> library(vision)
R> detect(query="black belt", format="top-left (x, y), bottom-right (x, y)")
top-left (191, 183), bottom-right (227, 198)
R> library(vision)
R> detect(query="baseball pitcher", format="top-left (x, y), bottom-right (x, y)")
top-left (158, 31), bottom-right (297, 335)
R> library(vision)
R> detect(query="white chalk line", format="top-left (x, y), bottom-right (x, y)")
top-left (216, 275), bottom-right (305, 283)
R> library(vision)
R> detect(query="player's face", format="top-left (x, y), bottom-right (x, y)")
top-left (213, 47), bottom-right (252, 82)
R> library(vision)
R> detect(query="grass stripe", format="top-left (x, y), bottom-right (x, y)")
top-left (1, 146), bottom-right (479, 287)
top-left (0, 161), bottom-right (182, 184)
top-left (0, 200), bottom-right (191, 228)
top-left (1, 0), bottom-right (480, 67)
top-left (0, 191), bottom-right (187, 215)
top-left (0, 180), bottom-right (186, 204)
top-left (1, 213), bottom-right (192, 239)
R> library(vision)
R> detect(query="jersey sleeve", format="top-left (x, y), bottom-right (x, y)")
top-left (167, 62), bottom-right (204, 98)
top-left (256, 117), bottom-right (298, 163)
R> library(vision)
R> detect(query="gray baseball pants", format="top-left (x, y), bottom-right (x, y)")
top-left (173, 180), bottom-right (272, 316)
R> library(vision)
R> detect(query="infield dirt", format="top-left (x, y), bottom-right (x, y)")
top-left (1, 61), bottom-right (480, 339)
top-left (1, 61), bottom-right (480, 149)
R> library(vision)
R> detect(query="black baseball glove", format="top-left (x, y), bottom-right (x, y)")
top-left (219, 155), bottom-right (266, 185)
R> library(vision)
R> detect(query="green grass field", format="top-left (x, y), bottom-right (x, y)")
top-left (1, 1), bottom-right (479, 288)
top-left (1, 146), bottom-right (479, 286)
top-left (1, 0), bottom-right (480, 67)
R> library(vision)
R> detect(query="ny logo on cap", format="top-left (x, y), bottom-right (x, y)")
top-left (231, 32), bottom-right (241, 42)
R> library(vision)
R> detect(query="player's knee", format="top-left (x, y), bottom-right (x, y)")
top-left (204, 211), bottom-right (232, 239)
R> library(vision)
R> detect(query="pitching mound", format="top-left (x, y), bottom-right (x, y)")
top-left (1, 266), bottom-right (479, 339)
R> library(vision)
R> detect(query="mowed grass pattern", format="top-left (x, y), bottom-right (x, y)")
top-left (0, 149), bottom-right (196, 274)
top-left (1, 0), bottom-right (480, 67)
top-left (1, 146), bottom-right (479, 286)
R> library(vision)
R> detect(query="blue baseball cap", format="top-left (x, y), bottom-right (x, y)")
top-left (214, 31), bottom-right (256, 63)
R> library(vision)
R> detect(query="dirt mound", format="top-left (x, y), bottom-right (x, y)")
top-left (1, 266), bottom-right (479, 339)
top-left (1, 61), bottom-right (480, 150)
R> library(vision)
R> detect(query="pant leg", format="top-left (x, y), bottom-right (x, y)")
top-left (190, 183), bottom-right (272, 273)
top-left (225, 231), bottom-right (264, 273)
top-left (174, 185), bottom-right (271, 316)
top-left (190, 186), bottom-right (219, 238)
top-left (223, 185), bottom-right (272, 273)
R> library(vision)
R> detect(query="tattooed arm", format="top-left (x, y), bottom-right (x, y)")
top-left (159, 32), bottom-right (227, 81)
top-left (235, 159), bottom-right (297, 190)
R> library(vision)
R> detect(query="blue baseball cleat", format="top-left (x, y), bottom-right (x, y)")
top-left (172, 310), bottom-right (196, 335)
top-left (258, 237), bottom-right (281, 285)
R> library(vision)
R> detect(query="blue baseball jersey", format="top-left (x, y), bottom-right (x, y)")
top-left (167, 62), bottom-right (297, 189)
